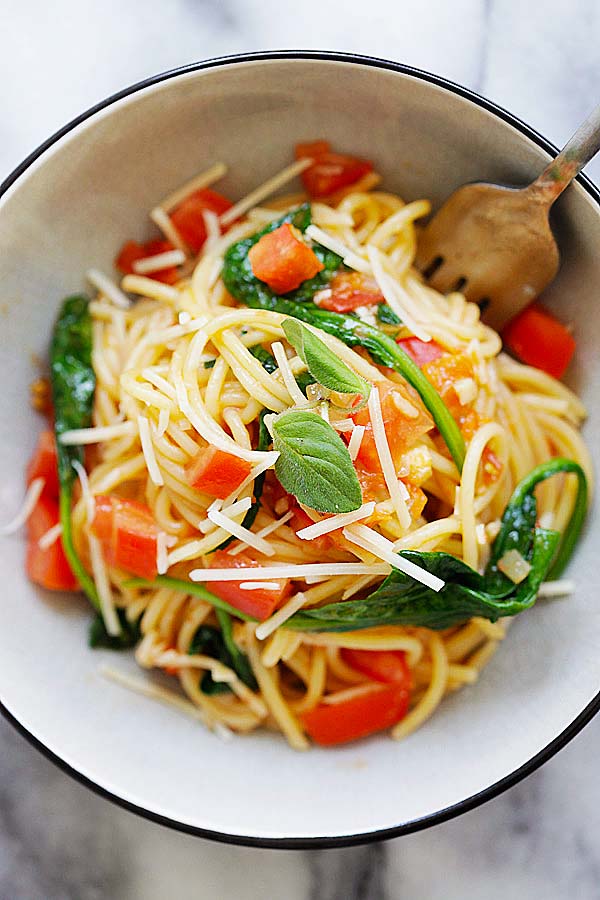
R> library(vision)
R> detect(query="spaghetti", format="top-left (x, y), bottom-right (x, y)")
top-left (21, 144), bottom-right (591, 748)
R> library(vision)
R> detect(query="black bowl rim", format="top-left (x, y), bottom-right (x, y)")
top-left (1, 49), bottom-right (599, 850)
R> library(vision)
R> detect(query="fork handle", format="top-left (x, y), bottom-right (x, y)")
top-left (528, 103), bottom-right (600, 205)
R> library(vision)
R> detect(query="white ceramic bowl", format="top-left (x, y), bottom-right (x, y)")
top-left (1, 51), bottom-right (599, 848)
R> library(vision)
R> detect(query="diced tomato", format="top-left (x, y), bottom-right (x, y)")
top-left (248, 223), bottom-right (324, 294)
top-left (301, 682), bottom-right (410, 746)
top-left (170, 188), bottom-right (233, 253)
top-left (186, 446), bottom-right (252, 500)
top-left (397, 336), bottom-right (444, 368)
top-left (351, 379), bottom-right (433, 475)
top-left (315, 272), bottom-right (384, 313)
top-left (115, 239), bottom-right (179, 284)
top-left (26, 430), bottom-right (59, 500)
top-left (207, 550), bottom-right (291, 620)
top-left (502, 302), bottom-right (576, 380)
top-left (295, 140), bottom-right (373, 199)
top-left (340, 648), bottom-right (411, 687)
top-left (91, 495), bottom-right (158, 580)
top-left (421, 352), bottom-right (474, 416)
top-left (26, 493), bottom-right (78, 591)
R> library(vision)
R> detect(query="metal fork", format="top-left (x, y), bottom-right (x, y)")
top-left (415, 104), bottom-right (600, 330)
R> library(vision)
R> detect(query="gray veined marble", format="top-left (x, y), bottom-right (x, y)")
top-left (2, 0), bottom-right (600, 897)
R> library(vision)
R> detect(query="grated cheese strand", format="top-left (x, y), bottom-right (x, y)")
top-left (0, 477), bottom-right (45, 535)
top-left (255, 592), bottom-right (308, 641)
top-left (229, 510), bottom-right (294, 556)
top-left (368, 386), bottom-right (411, 529)
top-left (207, 508), bottom-right (276, 557)
top-left (347, 424), bottom-right (366, 461)
top-left (220, 158), bottom-right (313, 226)
top-left (343, 523), bottom-right (445, 592)
top-left (132, 249), bottom-right (186, 274)
top-left (150, 206), bottom-right (188, 253)
top-left (239, 581), bottom-right (282, 591)
top-left (59, 422), bottom-right (136, 445)
top-left (305, 225), bottom-right (371, 274)
top-left (38, 522), bottom-right (63, 550)
top-left (159, 162), bottom-right (228, 212)
top-left (296, 502), bottom-right (375, 540)
top-left (190, 562), bottom-right (390, 582)
top-left (86, 269), bottom-right (130, 309)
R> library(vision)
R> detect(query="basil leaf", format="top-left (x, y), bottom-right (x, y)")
top-left (272, 410), bottom-right (362, 513)
top-left (282, 318), bottom-right (371, 400)
top-left (377, 304), bottom-right (402, 326)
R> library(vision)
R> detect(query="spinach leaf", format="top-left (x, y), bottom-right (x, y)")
top-left (89, 608), bottom-right (141, 649)
top-left (50, 295), bottom-right (100, 612)
top-left (189, 619), bottom-right (257, 695)
top-left (222, 209), bottom-right (465, 471)
top-left (285, 457), bottom-right (587, 631)
top-left (282, 318), bottom-right (371, 400)
top-left (272, 409), bottom-right (362, 513)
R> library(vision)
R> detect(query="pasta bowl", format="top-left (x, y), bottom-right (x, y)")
top-left (0, 51), bottom-right (599, 847)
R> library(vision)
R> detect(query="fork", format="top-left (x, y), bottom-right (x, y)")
top-left (415, 104), bottom-right (600, 331)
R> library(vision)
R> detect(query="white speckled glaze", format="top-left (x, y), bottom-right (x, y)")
top-left (1, 52), bottom-right (599, 854)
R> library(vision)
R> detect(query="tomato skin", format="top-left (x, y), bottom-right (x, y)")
top-left (186, 447), bottom-right (252, 500)
top-left (91, 495), bottom-right (158, 580)
top-left (315, 272), bottom-right (384, 313)
top-left (341, 649), bottom-right (411, 686)
top-left (351, 380), bottom-right (433, 474)
top-left (248, 223), bottom-right (324, 294)
top-left (207, 550), bottom-right (291, 621)
top-left (502, 302), bottom-right (575, 379)
top-left (170, 188), bottom-right (233, 253)
top-left (397, 336), bottom-right (444, 368)
top-left (301, 682), bottom-right (410, 746)
top-left (26, 494), bottom-right (78, 591)
top-left (26, 430), bottom-right (59, 499)
top-left (295, 141), bottom-right (373, 199)
top-left (115, 239), bottom-right (179, 284)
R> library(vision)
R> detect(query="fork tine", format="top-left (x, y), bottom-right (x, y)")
top-left (425, 257), bottom-right (468, 296)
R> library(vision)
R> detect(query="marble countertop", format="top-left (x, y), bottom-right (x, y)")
top-left (2, 1), bottom-right (600, 897)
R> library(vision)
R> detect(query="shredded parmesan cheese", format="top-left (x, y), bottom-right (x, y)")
top-left (229, 510), bottom-right (294, 556)
top-left (220, 158), bottom-right (313, 226)
top-left (38, 522), bottom-right (63, 550)
top-left (305, 224), bottom-right (371, 274)
top-left (240, 581), bottom-right (282, 591)
top-left (347, 424), bottom-right (366, 461)
top-left (222, 451), bottom-right (280, 506)
top-left (59, 422), bottom-right (136, 445)
top-left (255, 592), bottom-right (308, 640)
top-left (150, 206), bottom-right (188, 253)
top-left (159, 162), bottom-right (228, 212)
top-left (368, 386), bottom-right (411, 529)
top-left (138, 415), bottom-right (164, 486)
top-left (190, 562), bottom-right (390, 582)
top-left (86, 269), bottom-right (130, 309)
top-left (367, 246), bottom-right (431, 342)
top-left (132, 249), bottom-right (186, 274)
top-left (537, 580), bottom-right (575, 598)
top-left (343, 524), bottom-right (445, 592)
top-left (296, 502), bottom-right (375, 540)
top-left (207, 507), bottom-right (276, 556)
top-left (0, 477), bottom-right (45, 535)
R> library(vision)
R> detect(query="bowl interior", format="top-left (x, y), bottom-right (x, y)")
top-left (1, 57), bottom-right (599, 843)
